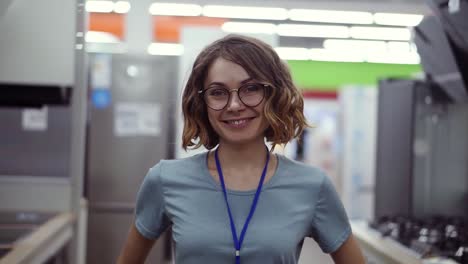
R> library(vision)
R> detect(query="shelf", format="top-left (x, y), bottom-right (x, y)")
top-left (0, 212), bottom-right (74, 264)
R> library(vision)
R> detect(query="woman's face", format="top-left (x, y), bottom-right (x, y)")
top-left (203, 57), bottom-right (269, 146)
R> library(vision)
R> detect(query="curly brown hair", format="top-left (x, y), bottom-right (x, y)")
top-left (182, 34), bottom-right (308, 150)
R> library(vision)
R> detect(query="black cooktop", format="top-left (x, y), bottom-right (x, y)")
top-left (370, 215), bottom-right (468, 264)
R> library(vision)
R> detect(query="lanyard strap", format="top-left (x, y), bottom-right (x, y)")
top-left (215, 147), bottom-right (270, 264)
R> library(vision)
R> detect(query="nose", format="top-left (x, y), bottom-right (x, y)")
top-left (226, 89), bottom-right (245, 111)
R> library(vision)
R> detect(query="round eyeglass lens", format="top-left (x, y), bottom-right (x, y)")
top-left (203, 83), bottom-right (266, 110)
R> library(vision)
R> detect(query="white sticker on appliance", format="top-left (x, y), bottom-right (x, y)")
top-left (22, 107), bottom-right (48, 131)
top-left (91, 53), bottom-right (112, 89)
top-left (114, 102), bottom-right (161, 137)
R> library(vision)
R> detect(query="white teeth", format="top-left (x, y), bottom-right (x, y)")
top-left (228, 119), bottom-right (247, 125)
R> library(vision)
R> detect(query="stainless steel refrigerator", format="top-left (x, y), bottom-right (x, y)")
top-left (85, 54), bottom-right (177, 263)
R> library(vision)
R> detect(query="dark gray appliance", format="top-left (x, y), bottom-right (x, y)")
top-left (377, 0), bottom-right (468, 219)
top-left (85, 54), bottom-right (177, 264)
top-left (413, 1), bottom-right (468, 103)
top-left (0, 0), bottom-right (76, 108)
top-left (0, 107), bottom-right (71, 178)
top-left (414, 16), bottom-right (468, 103)
top-left (374, 79), bottom-right (468, 219)
top-left (374, 79), bottom-right (419, 218)
top-left (374, 3), bottom-right (468, 260)
top-left (426, 0), bottom-right (468, 54)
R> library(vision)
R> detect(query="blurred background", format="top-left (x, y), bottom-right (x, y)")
top-left (0, 0), bottom-right (467, 263)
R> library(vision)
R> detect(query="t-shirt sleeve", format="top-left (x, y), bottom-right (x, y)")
top-left (134, 162), bottom-right (171, 240)
top-left (309, 172), bottom-right (352, 253)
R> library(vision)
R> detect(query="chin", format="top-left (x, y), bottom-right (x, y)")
top-left (217, 130), bottom-right (266, 146)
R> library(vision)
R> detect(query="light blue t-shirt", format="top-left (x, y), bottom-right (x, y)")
top-left (135, 152), bottom-right (351, 264)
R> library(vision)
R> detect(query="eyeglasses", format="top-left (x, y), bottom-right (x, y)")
top-left (198, 83), bottom-right (269, 111)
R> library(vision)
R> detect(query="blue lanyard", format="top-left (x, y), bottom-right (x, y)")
top-left (214, 147), bottom-right (270, 264)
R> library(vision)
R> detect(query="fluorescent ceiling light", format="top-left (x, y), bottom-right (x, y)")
top-left (275, 47), bottom-right (309, 60)
top-left (277, 24), bottom-right (349, 38)
top-left (222, 22), bottom-right (276, 34)
top-left (366, 51), bottom-right (420, 64)
top-left (323, 39), bottom-right (387, 53)
top-left (149, 3), bottom-right (202, 16)
top-left (203, 5), bottom-right (288, 20)
top-left (86, 0), bottom-right (114, 13)
top-left (86, 31), bottom-right (120, 43)
top-left (387, 41), bottom-right (411, 53)
top-left (322, 39), bottom-right (419, 64)
top-left (147, 43), bottom-right (184, 56)
top-left (289, 9), bottom-right (373, 24)
top-left (114, 1), bottom-right (131, 14)
top-left (350, 26), bottom-right (411, 41)
top-left (374, 13), bottom-right (423, 27)
top-left (309, 48), bottom-right (365, 62)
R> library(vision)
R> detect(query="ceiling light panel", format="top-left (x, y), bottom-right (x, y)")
top-left (203, 5), bottom-right (288, 20)
top-left (86, 1), bottom-right (114, 13)
top-left (277, 24), bottom-right (350, 38)
top-left (289, 9), bottom-right (373, 24)
top-left (374, 13), bottom-right (424, 27)
top-left (275, 47), bottom-right (309, 60)
top-left (350, 26), bottom-right (411, 41)
top-left (149, 3), bottom-right (202, 16)
top-left (387, 41), bottom-right (412, 53)
top-left (323, 39), bottom-right (387, 53)
top-left (86, 31), bottom-right (121, 43)
top-left (147, 43), bottom-right (184, 56)
top-left (114, 1), bottom-right (131, 13)
top-left (366, 51), bottom-right (420, 64)
top-left (222, 22), bottom-right (276, 34)
top-left (309, 48), bottom-right (365, 62)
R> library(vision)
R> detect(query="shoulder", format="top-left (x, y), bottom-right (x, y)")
top-left (147, 152), bottom-right (207, 181)
top-left (277, 154), bottom-right (327, 186)
top-left (156, 152), bottom-right (206, 170)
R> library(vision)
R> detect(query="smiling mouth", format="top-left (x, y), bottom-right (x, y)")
top-left (223, 117), bottom-right (255, 125)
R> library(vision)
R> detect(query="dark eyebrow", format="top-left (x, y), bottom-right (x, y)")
top-left (207, 77), bottom-right (254, 88)
top-left (240, 77), bottom-right (254, 85)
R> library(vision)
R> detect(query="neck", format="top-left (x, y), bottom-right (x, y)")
top-left (216, 139), bottom-right (268, 170)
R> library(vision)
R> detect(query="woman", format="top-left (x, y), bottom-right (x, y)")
top-left (118, 34), bottom-right (366, 264)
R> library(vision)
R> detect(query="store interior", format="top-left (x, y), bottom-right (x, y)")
top-left (0, 0), bottom-right (467, 263)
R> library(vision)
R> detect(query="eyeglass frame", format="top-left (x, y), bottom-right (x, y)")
top-left (198, 83), bottom-right (270, 111)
